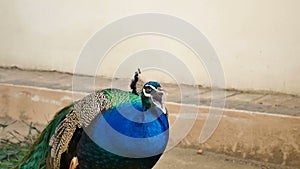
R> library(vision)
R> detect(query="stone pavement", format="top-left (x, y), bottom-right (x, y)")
top-left (0, 67), bottom-right (299, 116)
top-left (1, 118), bottom-right (297, 169)
top-left (0, 118), bottom-right (296, 169)
top-left (0, 119), bottom-right (296, 169)
top-left (155, 147), bottom-right (297, 169)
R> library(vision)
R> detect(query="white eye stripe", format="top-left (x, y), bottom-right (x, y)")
top-left (144, 84), bottom-right (158, 91)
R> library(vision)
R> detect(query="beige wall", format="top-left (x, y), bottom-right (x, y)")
top-left (0, 0), bottom-right (299, 94)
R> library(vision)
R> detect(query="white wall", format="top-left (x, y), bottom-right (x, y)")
top-left (0, 0), bottom-right (299, 94)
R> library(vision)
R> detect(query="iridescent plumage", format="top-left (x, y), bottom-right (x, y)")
top-left (15, 70), bottom-right (169, 169)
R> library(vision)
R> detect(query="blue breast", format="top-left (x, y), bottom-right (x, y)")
top-left (83, 101), bottom-right (169, 158)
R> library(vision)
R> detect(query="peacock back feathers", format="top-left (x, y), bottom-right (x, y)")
top-left (15, 70), bottom-right (169, 169)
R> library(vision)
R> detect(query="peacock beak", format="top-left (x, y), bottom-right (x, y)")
top-left (158, 87), bottom-right (166, 92)
top-left (151, 88), bottom-right (167, 114)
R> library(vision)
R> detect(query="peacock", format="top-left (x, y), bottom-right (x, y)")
top-left (15, 69), bottom-right (169, 169)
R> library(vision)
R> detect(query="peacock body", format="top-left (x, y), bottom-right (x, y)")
top-left (15, 72), bottom-right (169, 169)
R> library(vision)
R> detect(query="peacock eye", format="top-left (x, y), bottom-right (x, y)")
top-left (144, 86), bottom-right (153, 94)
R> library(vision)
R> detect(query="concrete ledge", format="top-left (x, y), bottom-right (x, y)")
top-left (0, 84), bottom-right (86, 123)
top-left (167, 103), bottom-right (300, 166)
top-left (0, 84), bottom-right (299, 167)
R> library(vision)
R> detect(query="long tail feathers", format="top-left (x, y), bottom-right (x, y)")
top-left (14, 104), bottom-right (74, 169)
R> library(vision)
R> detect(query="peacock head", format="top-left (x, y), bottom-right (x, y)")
top-left (141, 81), bottom-right (167, 114)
